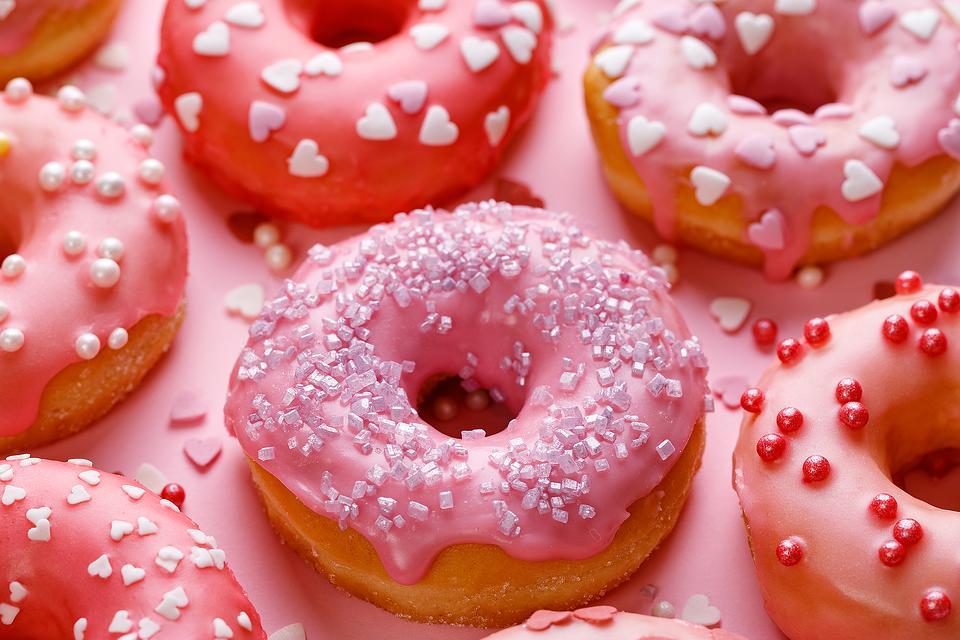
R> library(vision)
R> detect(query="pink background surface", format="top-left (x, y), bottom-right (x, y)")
top-left (29, 1), bottom-right (960, 638)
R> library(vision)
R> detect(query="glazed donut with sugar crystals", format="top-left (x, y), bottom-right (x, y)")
top-left (0, 456), bottom-right (266, 638)
top-left (733, 271), bottom-right (960, 638)
top-left (0, 79), bottom-right (188, 453)
top-left (585, 0), bottom-right (960, 278)
top-left (225, 202), bottom-right (710, 626)
top-left (156, 0), bottom-right (553, 227)
top-left (0, 0), bottom-right (124, 83)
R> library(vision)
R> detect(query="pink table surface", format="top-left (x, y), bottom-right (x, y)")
top-left (29, 1), bottom-right (960, 639)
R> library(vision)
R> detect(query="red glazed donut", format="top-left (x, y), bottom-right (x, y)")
top-left (0, 456), bottom-right (266, 638)
top-left (156, 0), bottom-right (553, 226)
top-left (733, 271), bottom-right (960, 638)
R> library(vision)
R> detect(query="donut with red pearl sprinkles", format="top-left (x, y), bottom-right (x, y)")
top-left (733, 270), bottom-right (960, 638)
top-left (0, 456), bottom-right (266, 638)
top-left (155, 0), bottom-right (553, 227)
top-left (0, 79), bottom-right (188, 452)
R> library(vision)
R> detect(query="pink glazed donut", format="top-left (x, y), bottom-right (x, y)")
top-left (224, 202), bottom-right (711, 625)
top-left (584, 0), bottom-right (960, 279)
top-left (733, 271), bottom-right (960, 638)
top-left (0, 79), bottom-right (188, 453)
top-left (483, 606), bottom-right (748, 640)
top-left (156, 0), bottom-right (553, 227)
top-left (0, 456), bottom-right (266, 638)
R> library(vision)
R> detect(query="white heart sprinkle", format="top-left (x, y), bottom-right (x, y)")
top-left (627, 115), bottom-right (667, 156)
top-left (224, 283), bottom-right (265, 319)
top-left (304, 51), bottom-right (342, 77)
top-left (419, 0), bottom-right (446, 10)
top-left (900, 8), bottom-right (939, 40)
top-left (67, 458), bottom-right (93, 467)
top-left (8, 582), bottom-right (27, 603)
top-left (288, 139), bottom-right (329, 178)
top-left (78, 470), bottom-right (100, 486)
top-left (67, 484), bottom-right (91, 505)
top-left (87, 554), bottom-right (112, 578)
top-left (680, 36), bottom-right (717, 69)
top-left (192, 21), bottom-right (230, 56)
top-left (155, 546), bottom-right (184, 573)
top-left (25, 506), bottom-right (50, 524)
top-left (419, 105), bottom-right (459, 146)
top-left (134, 463), bottom-right (167, 494)
top-left (688, 102), bottom-right (728, 137)
top-left (1, 485), bottom-right (26, 506)
top-left (85, 82), bottom-right (118, 115)
top-left (121, 564), bottom-right (146, 586)
top-left (224, 1), bottom-right (264, 28)
top-left (460, 36), bottom-right (501, 72)
top-left (109, 610), bottom-right (132, 634)
top-left (0, 603), bottom-right (18, 626)
top-left (501, 25), bottom-right (537, 64)
top-left (138, 516), bottom-right (159, 536)
top-left (511, 1), bottom-right (543, 33)
top-left (174, 92), bottom-right (202, 133)
top-left (110, 520), bottom-right (134, 541)
top-left (593, 44), bottom-right (634, 78)
top-left (268, 624), bottom-right (307, 640)
top-left (842, 160), bottom-right (883, 202)
top-left (944, 0), bottom-right (960, 26)
top-left (858, 116), bottom-right (900, 149)
top-left (484, 106), bottom-right (510, 146)
top-left (356, 102), bottom-right (398, 141)
top-left (682, 593), bottom-right (722, 627)
top-left (735, 12), bottom-right (774, 55)
top-left (94, 42), bottom-right (130, 71)
top-left (184, 0), bottom-right (205, 8)
top-left (237, 612), bottom-right (253, 631)
top-left (27, 519), bottom-right (51, 542)
top-left (410, 22), bottom-right (450, 50)
top-left (139, 618), bottom-right (161, 639)
top-left (121, 484), bottom-right (145, 500)
top-left (214, 617), bottom-right (235, 638)
top-left (261, 58), bottom-right (302, 94)
top-left (691, 166), bottom-right (731, 206)
top-left (0, 464), bottom-right (11, 482)
top-left (74, 618), bottom-right (87, 640)
top-left (775, 0), bottom-right (815, 16)
top-left (613, 19), bottom-right (654, 45)
top-left (709, 297), bottom-right (752, 333)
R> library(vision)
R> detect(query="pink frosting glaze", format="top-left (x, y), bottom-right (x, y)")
top-left (155, 0), bottom-right (553, 226)
top-left (594, 0), bottom-right (960, 279)
top-left (482, 607), bottom-right (748, 639)
top-left (0, 81), bottom-right (188, 437)
top-left (224, 202), bottom-right (710, 584)
top-left (0, 456), bottom-right (266, 638)
top-left (733, 277), bottom-right (960, 638)
top-left (0, 0), bottom-right (92, 55)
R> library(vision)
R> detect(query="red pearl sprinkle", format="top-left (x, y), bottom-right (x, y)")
top-left (804, 317), bottom-right (830, 345)
top-left (757, 434), bottom-right (787, 462)
top-left (839, 401), bottom-right (869, 429)
top-left (776, 537), bottom-right (804, 566)
top-left (741, 387), bottom-right (764, 413)
top-left (895, 270), bottom-right (923, 294)
top-left (835, 377), bottom-right (863, 403)
top-left (870, 493), bottom-right (899, 520)
top-left (160, 483), bottom-right (186, 509)
top-left (893, 518), bottom-right (923, 546)
top-left (882, 315), bottom-right (909, 344)
top-left (878, 540), bottom-right (906, 567)
top-left (910, 300), bottom-right (938, 325)
top-left (777, 338), bottom-right (802, 364)
top-left (752, 318), bottom-right (778, 346)
top-left (919, 328), bottom-right (948, 356)
top-left (920, 590), bottom-right (952, 622)
top-left (802, 455), bottom-right (830, 483)
top-left (939, 288), bottom-right (960, 313)
top-left (776, 407), bottom-right (804, 433)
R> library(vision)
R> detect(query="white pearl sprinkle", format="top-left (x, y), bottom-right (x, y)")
top-left (0, 301), bottom-right (8, 322)
top-left (95, 172), bottom-right (125, 199)
top-left (138, 158), bottom-right (165, 185)
top-left (57, 85), bottom-right (86, 112)
top-left (71, 139), bottom-right (97, 161)
top-left (38, 162), bottom-right (66, 191)
top-left (0, 328), bottom-right (24, 353)
top-left (108, 328), bottom-right (129, 350)
top-left (75, 333), bottom-right (101, 360)
top-left (153, 194), bottom-right (181, 223)
top-left (97, 237), bottom-right (125, 261)
top-left (69, 160), bottom-right (95, 185)
top-left (265, 243), bottom-right (292, 272)
top-left (1, 254), bottom-right (25, 279)
top-left (89, 258), bottom-right (121, 288)
top-left (3, 78), bottom-right (33, 103)
top-left (253, 222), bottom-right (280, 248)
top-left (63, 231), bottom-right (86, 256)
top-left (796, 265), bottom-right (824, 289)
top-left (130, 124), bottom-right (154, 147)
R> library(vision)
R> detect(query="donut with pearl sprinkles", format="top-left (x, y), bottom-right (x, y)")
top-left (584, 0), bottom-right (960, 279)
top-left (0, 456), bottom-right (266, 638)
top-left (481, 606), bottom-right (748, 639)
top-left (0, 79), bottom-right (188, 452)
top-left (224, 202), bottom-right (710, 625)
top-left (155, 0), bottom-right (553, 227)
top-left (733, 271), bottom-right (960, 638)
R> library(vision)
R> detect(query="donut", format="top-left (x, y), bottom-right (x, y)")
top-left (584, 0), bottom-right (960, 279)
top-left (732, 270), bottom-right (960, 638)
top-left (482, 606), bottom-right (747, 639)
top-left (0, 455), bottom-right (266, 638)
top-left (0, 0), bottom-right (123, 83)
top-left (224, 201), bottom-right (710, 626)
top-left (155, 0), bottom-right (553, 227)
top-left (0, 79), bottom-right (188, 453)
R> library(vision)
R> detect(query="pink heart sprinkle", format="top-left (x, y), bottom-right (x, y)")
top-left (473, 0), bottom-right (511, 27)
top-left (788, 125), bottom-right (827, 156)
top-left (248, 100), bottom-right (286, 143)
top-left (170, 390), bottom-right (206, 425)
top-left (573, 605), bottom-right (618, 624)
top-left (133, 97), bottom-right (165, 126)
top-left (652, 7), bottom-right (689, 35)
top-left (183, 437), bottom-right (223, 469)
top-left (814, 103), bottom-right (853, 120)
top-left (735, 134), bottom-right (776, 170)
top-left (150, 65), bottom-right (166, 89)
top-left (859, 1), bottom-right (896, 36)
top-left (689, 3), bottom-right (726, 40)
top-left (525, 610), bottom-right (572, 631)
top-left (938, 119), bottom-right (960, 160)
top-left (712, 375), bottom-right (750, 409)
top-left (747, 209), bottom-right (787, 250)
top-left (727, 95), bottom-right (766, 116)
top-left (890, 55), bottom-right (927, 88)
top-left (771, 109), bottom-right (811, 127)
top-left (602, 76), bottom-right (642, 108)
top-left (387, 80), bottom-right (428, 115)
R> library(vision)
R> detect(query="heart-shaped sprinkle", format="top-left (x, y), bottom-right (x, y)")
top-left (184, 437), bottom-right (223, 468)
top-left (419, 0), bottom-right (446, 10)
top-left (87, 554), bottom-right (112, 578)
top-left (94, 42), bottom-right (130, 71)
top-left (133, 97), bottom-right (164, 126)
top-left (304, 51), bottom-right (342, 77)
top-left (170, 389), bottom-right (206, 424)
top-left (710, 297), bottom-right (752, 333)
top-left (938, 119), bottom-right (960, 159)
top-left (511, 2), bottom-right (543, 33)
top-left (858, 1), bottom-right (895, 35)
top-left (410, 22), bottom-right (450, 50)
top-left (110, 520), bottom-right (134, 541)
top-left (652, 7), bottom-right (689, 34)
top-left (573, 605), bottom-right (618, 623)
top-left (735, 12), bottom-right (774, 55)
top-left (155, 546), bottom-right (184, 573)
top-left (387, 80), bottom-right (428, 114)
top-left (735, 134), bottom-right (776, 169)
top-left (225, 283), bottom-right (265, 320)
top-left (689, 3), bottom-right (726, 40)
top-left (691, 166), bottom-right (730, 205)
top-left (8, 582), bottom-right (27, 603)
top-left (680, 35), bottom-right (716, 69)
top-left (261, 58), bottom-right (302, 94)
top-left (248, 101), bottom-right (285, 142)
top-left (356, 102), bottom-right (398, 140)
top-left (788, 125), bottom-right (826, 156)
top-left (225, 1), bottom-right (265, 28)
top-left (26, 506), bottom-right (50, 524)
top-left (134, 463), bottom-right (167, 494)
top-left (858, 116), bottom-right (900, 149)
top-left (900, 8), bottom-right (939, 40)
top-left (460, 36), bottom-right (501, 72)
top-left (184, 0), bottom-right (206, 8)
top-left (681, 594), bottom-right (722, 627)
top-left (712, 375), bottom-right (751, 409)
top-left (139, 618), bottom-right (161, 637)
top-left (613, 19), bottom-right (654, 45)
top-left (120, 564), bottom-right (146, 586)
top-left (268, 623), bottom-right (307, 640)
top-left (593, 44), bottom-right (633, 78)
top-left (78, 470), bottom-right (100, 486)
top-left (688, 102), bottom-right (727, 137)
top-left (288, 139), bottom-right (330, 178)
top-left (775, 0), bottom-right (816, 16)
top-left (27, 518), bottom-right (50, 541)
top-left (192, 21), bottom-right (230, 56)
top-left (67, 484), bottom-right (91, 505)
top-left (603, 76), bottom-right (641, 108)
top-left (841, 160), bottom-right (883, 202)
top-left (138, 516), bottom-right (159, 536)
top-left (0, 604), bottom-right (18, 625)
top-left (1, 484), bottom-right (25, 505)
top-left (627, 115), bottom-right (666, 156)
top-left (502, 25), bottom-right (537, 64)
top-left (214, 618), bottom-right (234, 638)
top-left (727, 95), bottom-right (766, 116)
top-left (944, 0), bottom-right (960, 25)
top-left (109, 611), bottom-right (132, 634)
top-left (748, 209), bottom-right (787, 250)
top-left (473, 0), bottom-right (511, 27)
top-left (419, 105), bottom-right (459, 146)
top-left (771, 109), bottom-right (810, 127)
top-left (174, 92), bottom-right (202, 132)
top-left (484, 106), bottom-right (510, 145)
top-left (890, 55), bottom-right (927, 88)
top-left (121, 484), bottom-right (145, 500)
top-left (525, 610), bottom-right (572, 630)
top-left (814, 103), bottom-right (853, 119)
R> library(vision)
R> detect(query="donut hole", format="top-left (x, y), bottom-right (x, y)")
top-left (892, 448), bottom-right (960, 512)
top-left (0, 217), bottom-right (22, 262)
top-left (416, 374), bottom-right (516, 439)
top-left (302, 0), bottom-right (412, 48)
